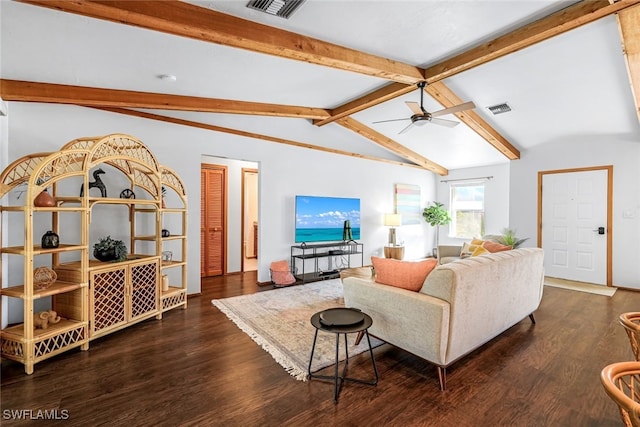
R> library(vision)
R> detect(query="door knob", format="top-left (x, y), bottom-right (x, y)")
top-left (592, 227), bottom-right (605, 235)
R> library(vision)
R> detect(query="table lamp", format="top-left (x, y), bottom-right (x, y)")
top-left (384, 213), bottom-right (402, 246)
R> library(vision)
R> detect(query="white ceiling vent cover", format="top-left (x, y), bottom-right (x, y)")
top-left (487, 103), bottom-right (512, 115)
top-left (246, 0), bottom-right (306, 19)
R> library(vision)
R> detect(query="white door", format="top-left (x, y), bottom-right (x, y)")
top-left (542, 169), bottom-right (608, 285)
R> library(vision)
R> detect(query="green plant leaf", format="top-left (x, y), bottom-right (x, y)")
top-left (422, 201), bottom-right (451, 226)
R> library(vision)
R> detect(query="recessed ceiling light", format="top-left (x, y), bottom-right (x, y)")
top-left (158, 74), bottom-right (177, 82)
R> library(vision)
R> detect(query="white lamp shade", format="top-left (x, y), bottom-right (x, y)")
top-left (384, 213), bottom-right (402, 227)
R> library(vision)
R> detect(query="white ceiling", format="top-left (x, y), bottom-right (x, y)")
top-left (2, 0), bottom-right (639, 171)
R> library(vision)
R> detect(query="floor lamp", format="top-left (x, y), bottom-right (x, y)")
top-left (384, 214), bottom-right (402, 246)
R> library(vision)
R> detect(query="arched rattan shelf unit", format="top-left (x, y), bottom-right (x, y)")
top-left (0, 134), bottom-right (188, 374)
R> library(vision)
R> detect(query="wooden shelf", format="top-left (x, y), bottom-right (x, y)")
top-left (161, 286), bottom-right (184, 296)
top-left (162, 208), bottom-right (187, 213)
top-left (2, 244), bottom-right (85, 255)
top-left (2, 318), bottom-right (87, 340)
top-left (133, 234), bottom-right (185, 241)
top-left (89, 197), bottom-right (159, 207)
top-left (56, 196), bottom-right (83, 204)
top-left (162, 235), bottom-right (186, 241)
top-left (1, 280), bottom-right (86, 299)
top-left (161, 260), bottom-right (185, 269)
top-left (132, 235), bottom-right (157, 241)
top-left (56, 254), bottom-right (159, 272)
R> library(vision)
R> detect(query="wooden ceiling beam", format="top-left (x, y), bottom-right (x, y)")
top-left (423, 0), bottom-right (640, 84)
top-left (90, 106), bottom-right (425, 170)
top-left (426, 82), bottom-right (520, 160)
top-left (317, 0), bottom-right (640, 128)
top-left (0, 79), bottom-right (330, 119)
top-left (18, 0), bottom-right (424, 85)
top-left (336, 117), bottom-right (448, 175)
top-left (313, 83), bottom-right (417, 126)
top-left (616, 4), bottom-right (640, 123)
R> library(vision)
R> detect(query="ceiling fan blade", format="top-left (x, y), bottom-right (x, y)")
top-left (398, 122), bottom-right (416, 134)
top-left (405, 101), bottom-right (424, 115)
top-left (430, 101), bottom-right (476, 118)
top-left (430, 118), bottom-right (460, 128)
top-left (372, 117), bottom-right (411, 124)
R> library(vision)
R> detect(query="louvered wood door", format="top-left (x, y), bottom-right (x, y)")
top-left (201, 165), bottom-right (226, 277)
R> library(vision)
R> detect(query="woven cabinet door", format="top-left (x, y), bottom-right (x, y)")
top-left (90, 265), bottom-right (127, 337)
top-left (130, 259), bottom-right (159, 322)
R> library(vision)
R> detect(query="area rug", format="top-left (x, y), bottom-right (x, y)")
top-left (211, 279), bottom-right (382, 381)
top-left (544, 276), bottom-right (617, 297)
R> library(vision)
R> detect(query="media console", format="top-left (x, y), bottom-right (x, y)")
top-left (291, 241), bottom-right (364, 284)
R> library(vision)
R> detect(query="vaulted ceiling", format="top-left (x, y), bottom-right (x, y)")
top-left (2, 0), bottom-right (640, 175)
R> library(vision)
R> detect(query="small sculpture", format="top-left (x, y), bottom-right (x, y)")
top-left (119, 189), bottom-right (135, 199)
top-left (80, 168), bottom-right (107, 198)
top-left (33, 310), bottom-right (62, 330)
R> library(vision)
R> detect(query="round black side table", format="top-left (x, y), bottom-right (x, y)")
top-left (307, 307), bottom-right (379, 403)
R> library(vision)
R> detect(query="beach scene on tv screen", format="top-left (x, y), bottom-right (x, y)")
top-left (295, 196), bottom-right (361, 243)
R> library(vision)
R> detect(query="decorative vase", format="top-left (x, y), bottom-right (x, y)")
top-left (41, 230), bottom-right (59, 249)
top-left (34, 189), bottom-right (55, 207)
top-left (94, 247), bottom-right (117, 262)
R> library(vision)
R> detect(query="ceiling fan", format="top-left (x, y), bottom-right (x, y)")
top-left (373, 81), bottom-right (476, 135)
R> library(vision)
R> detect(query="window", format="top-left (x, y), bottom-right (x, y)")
top-left (449, 182), bottom-right (485, 238)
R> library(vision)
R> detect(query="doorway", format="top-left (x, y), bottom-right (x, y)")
top-left (538, 166), bottom-right (612, 286)
top-left (201, 164), bottom-right (227, 277)
top-left (242, 168), bottom-right (258, 272)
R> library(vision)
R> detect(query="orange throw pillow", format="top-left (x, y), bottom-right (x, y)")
top-left (482, 241), bottom-right (513, 253)
top-left (371, 256), bottom-right (438, 292)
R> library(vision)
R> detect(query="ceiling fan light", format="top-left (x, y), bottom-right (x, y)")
top-left (413, 119), bottom-right (428, 126)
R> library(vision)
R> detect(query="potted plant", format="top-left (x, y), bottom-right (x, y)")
top-left (93, 235), bottom-right (128, 262)
top-left (485, 228), bottom-right (529, 249)
top-left (422, 201), bottom-right (451, 256)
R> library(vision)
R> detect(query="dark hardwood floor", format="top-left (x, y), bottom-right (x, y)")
top-left (2, 272), bottom-right (638, 426)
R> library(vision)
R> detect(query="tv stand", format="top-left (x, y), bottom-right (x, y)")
top-left (291, 241), bottom-right (363, 284)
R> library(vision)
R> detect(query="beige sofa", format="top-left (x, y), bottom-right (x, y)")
top-left (343, 248), bottom-right (544, 390)
top-left (437, 245), bottom-right (463, 264)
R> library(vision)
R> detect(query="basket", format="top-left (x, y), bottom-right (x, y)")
top-left (33, 267), bottom-right (57, 290)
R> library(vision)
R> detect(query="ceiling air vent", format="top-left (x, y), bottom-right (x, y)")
top-left (487, 103), bottom-right (512, 115)
top-left (246, 0), bottom-right (306, 19)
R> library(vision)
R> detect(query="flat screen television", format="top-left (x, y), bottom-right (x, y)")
top-left (295, 195), bottom-right (360, 243)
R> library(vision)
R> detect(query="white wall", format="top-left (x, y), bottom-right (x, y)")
top-left (509, 137), bottom-right (640, 288)
top-left (436, 162), bottom-right (511, 246)
top-left (4, 102), bottom-right (438, 301)
top-left (1, 100), bottom-right (8, 328)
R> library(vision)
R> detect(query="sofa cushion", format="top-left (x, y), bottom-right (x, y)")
top-left (372, 256), bottom-right (438, 291)
top-left (471, 246), bottom-right (489, 256)
top-left (461, 238), bottom-right (484, 256)
top-left (482, 240), bottom-right (513, 253)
